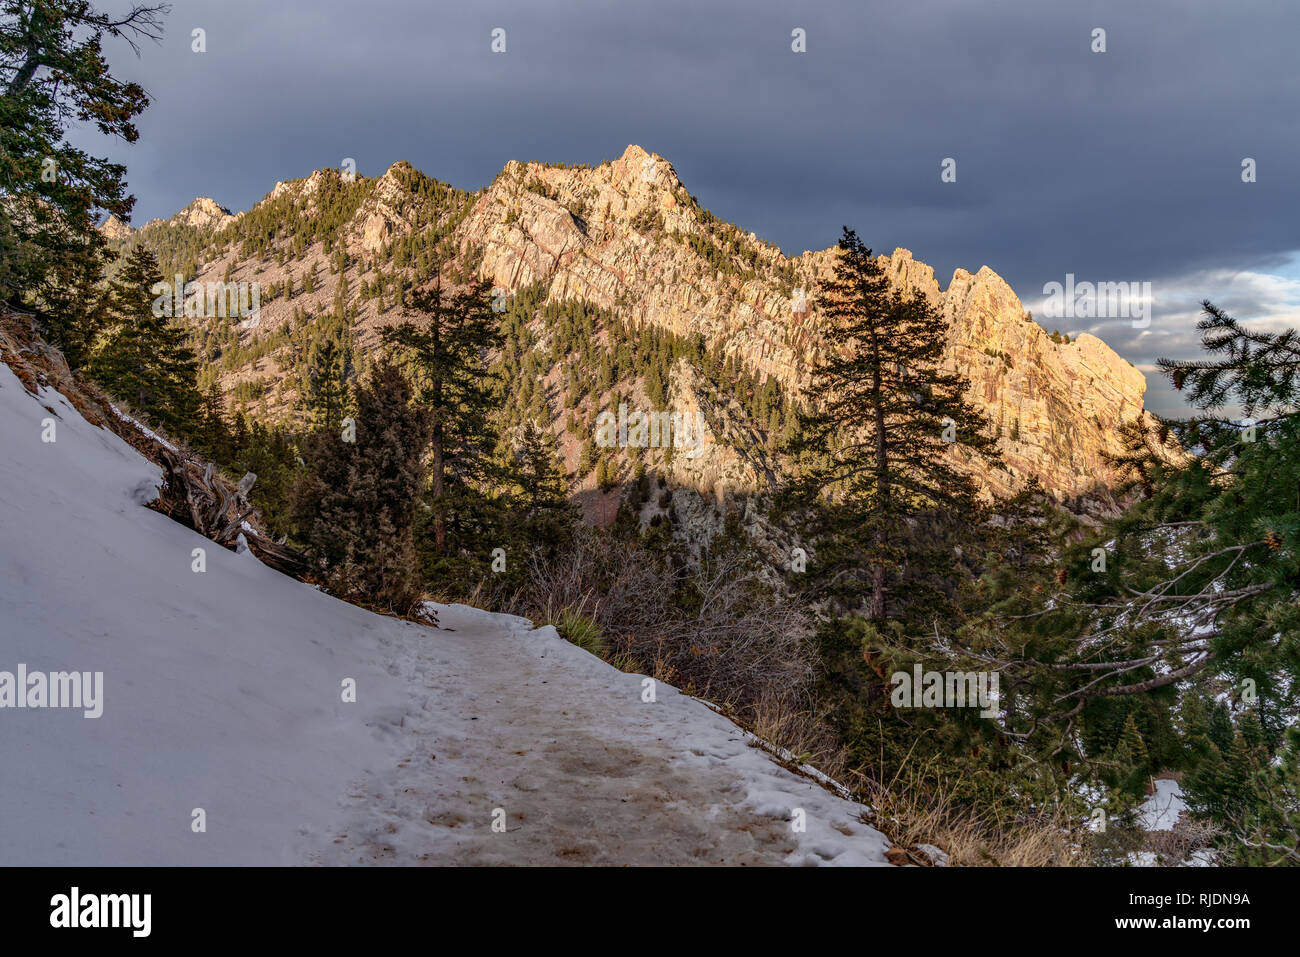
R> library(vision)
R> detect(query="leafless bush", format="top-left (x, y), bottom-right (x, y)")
top-left (749, 689), bottom-right (850, 782)
top-left (1145, 817), bottom-right (1221, 864)
top-left (497, 526), bottom-right (819, 728)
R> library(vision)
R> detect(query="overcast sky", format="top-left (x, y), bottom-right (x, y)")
top-left (87, 0), bottom-right (1300, 417)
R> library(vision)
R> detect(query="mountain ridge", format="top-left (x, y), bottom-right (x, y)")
top-left (104, 144), bottom-right (1166, 508)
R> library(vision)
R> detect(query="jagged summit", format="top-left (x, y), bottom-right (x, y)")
top-left (114, 146), bottom-right (1158, 503)
top-left (97, 212), bottom-right (133, 241)
top-left (144, 195), bottom-right (235, 231)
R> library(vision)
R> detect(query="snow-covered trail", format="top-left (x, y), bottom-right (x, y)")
top-left (0, 361), bottom-right (889, 866)
top-left (323, 604), bottom-right (886, 865)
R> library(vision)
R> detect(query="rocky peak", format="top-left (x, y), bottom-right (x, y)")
top-left (177, 196), bottom-right (235, 230)
top-left (611, 143), bottom-right (682, 195)
top-left (143, 196), bottom-right (235, 233)
top-left (355, 161), bottom-right (425, 253)
top-left (924, 258), bottom-right (1152, 499)
top-left (136, 145), bottom-right (1164, 506)
top-left (457, 148), bottom-right (1160, 501)
top-left (97, 213), bottom-right (133, 242)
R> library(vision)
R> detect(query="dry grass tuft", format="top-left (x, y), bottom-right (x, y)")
top-left (857, 761), bottom-right (1088, 866)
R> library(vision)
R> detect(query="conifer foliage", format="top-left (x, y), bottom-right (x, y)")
top-left (381, 277), bottom-right (502, 559)
top-left (87, 243), bottom-right (201, 436)
top-left (925, 301), bottom-right (1300, 861)
top-left (291, 360), bottom-right (431, 611)
top-left (786, 227), bottom-right (999, 622)
top-left (504, 418), bottom-right (575, 558)
top-left (0, 0), bottom-right (161, 321)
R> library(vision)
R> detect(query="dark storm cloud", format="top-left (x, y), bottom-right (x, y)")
top-left (88, 0), bottom-right (1300, 416)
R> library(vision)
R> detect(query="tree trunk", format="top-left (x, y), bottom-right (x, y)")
top-left (431, 407), bottom-right (445, 554)
top-left (6, 52), bottom-right (42, 99)
top-left (869, 349), bottom-right (889, 621)
top-left (430, 308), bottom-right (446, 555)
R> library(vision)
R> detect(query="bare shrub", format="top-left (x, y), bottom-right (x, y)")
top-left (497, 526), bottom-right (819, 730)
top-left (749, 689), bottom-right (850, 783)
top-left (1144, 817), bottom-right (1222, 865)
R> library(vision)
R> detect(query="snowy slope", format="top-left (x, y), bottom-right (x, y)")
top-left (0, 362), bottom-right (890, 866)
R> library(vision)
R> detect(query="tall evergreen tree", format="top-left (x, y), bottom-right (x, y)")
top-left (195, 381), bottom-right (232, 462)
top-left (784, 227), bottom-right (999, 622)
top-left (87, 243), bottom-right (200, 437)
top-left (299, 312), bottom-right (352, 431)
top-left (290, 360), bottom-right (431, 610)
top-left (496, 419), bottom-right (576, 568)
top-left (380, 277), bottom-right (502, 557)
top-left (0, 1), bottom-right (162, 325)
top-left (39, 246), bottom-right (105, 369)
top-left (514, 421), bottom-right (571, 527)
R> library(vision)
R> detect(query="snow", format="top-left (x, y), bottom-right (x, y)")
top-left (0, 363), bottom-right (891, 866)
top-left (106, 402), bottom-right (178, 453)
top-left (1138, 778), bottom-right (1187, 831)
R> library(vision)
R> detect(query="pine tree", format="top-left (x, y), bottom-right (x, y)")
top-left (88, 244), bottom-right (201, 437)
top-left (784, 227), bottom-right (999, 622)
top-left (380, 277), bottom-right (502, 557)
top-left (39, 248), bottom-right (105, 369)
top-left (196, 382), bottom-right (233, 462)
top-left (230, 409), bottom-right (249, 453)
top-left (504, 420), bottom-right (575, 559)
top-left (595, 453), bottom-right (617, 492)
top-left (291, 361), bottom-right (431, 610)
top-left (228, 417), bottom-right (295, 540)
top-left (645, 363), bottom-right (665, 407)
top-left (1110, 713), bottom-right (1152, 807)
top-left (577, 436), bottom-right (597, 479)
top-left (299, 308), bottom-right (352, 431)
top-left (0, 1), bottom-right (160, 317)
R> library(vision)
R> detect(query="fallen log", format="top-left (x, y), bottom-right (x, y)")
top-left (152, 447), bottom-right (307, 576)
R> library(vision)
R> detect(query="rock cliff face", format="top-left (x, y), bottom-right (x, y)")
top-left (936, 262), bottom-right (1152, 499)
top-left (458, 145), bottom-right (1154, 501)
top-left (122, 144), bottom-right (1158, 505)
top-left (798, 247), bottom-right (1155, 499)
top-left (98, 213), bottom-right (133, 242)
top-left (144, 196), bottom-right (234, 232)
top-left (463, 146), bottom-right (810, 395)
